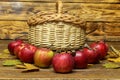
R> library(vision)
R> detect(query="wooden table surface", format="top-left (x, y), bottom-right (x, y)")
top-left (0, 40), bottom-right (120, 80)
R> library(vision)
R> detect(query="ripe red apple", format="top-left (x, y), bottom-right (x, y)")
top-left (34, 48), bottom-right (54, 68)
top-left (8, 39), bottom-right (23, 55)
top-left (83, 47), bottom-right (99, 64)
top-left (18, 44), bottom-right (37, 63)
top-left (74, 50), bottom-right (88, 69)
top-left (52, 52), bottom-right (74, 73)
top-left (90, 40), bottom-right (108, 59)
top-left (14, 43), bottom-right (28, 57)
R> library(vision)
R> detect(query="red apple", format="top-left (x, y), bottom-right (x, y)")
top-left (83, 47), bottom-right (99, 64)
top-left (90, 40), bottom-right (108, 59)
top-left (34, 48), bottom-right (54, 68)
top-left (74, 50), bottom-right (88, 69)
top-left (18, 44), bottom-right (37, 63)
top-left (8, 39), bottom-right (23, 55)
top-left (52, 52), bottom-right (74, 73)
top-left (14, 43), bottom-right (28, 57)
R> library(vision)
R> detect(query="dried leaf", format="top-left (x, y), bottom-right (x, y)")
top-left (16, 63), bottom-right (39, 72)
top-left (2, 59), bottom-right (22, 66)
top-left (0, 53), bottom-right (10, 59)
top-left (23, 63), bottom-right (38, 69)
top-left (107, 57), bottom-right (120, 63)
top-left (0, 49), bottom-right (11, 59)
top-left (22, 63), bottom-right (39, 72)
top-left (110, 45), bottom-right (120, 56)
top-left (103, 62), bottom-right (120, 69)
top-left (107, 51), bottom-right (119, 58)
top-left (16, 65), bottom-right (26, 69)
top-left (22, 68), bottom-right (39, 73)
top-left (3, 49), bottom-right (10, 54)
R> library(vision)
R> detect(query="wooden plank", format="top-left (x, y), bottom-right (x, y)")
top-left (0, 21), bottom-right (120, 41)
top-left (0, 2), bottom-right (119, 22)
top-left (87, 36), bottom-right (120, 41)
top-left (0, 21), bottom-right (29, 39)
top-left (82, 22), bottom-right (120, 41)
top-left (87, 22), bottom-right (120, 36)
top-left (0, 0), bottom-right (120, 3)
top-left (67, 3), bottom-right (120, 22)
top-left (0, 65), bottom-right (120, 79)
top-left (0, 40), bottom-right (120, 79)
top-left (104, 23), bottom-right (120, 34)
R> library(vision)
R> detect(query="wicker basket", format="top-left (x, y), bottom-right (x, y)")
top-left (27, 1), bottom-right (95, 51)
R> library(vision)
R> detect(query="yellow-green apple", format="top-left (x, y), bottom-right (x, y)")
top-left (18, 44), bottom-right (37, 63)
top-left (34, 48), bottom-right (54, 68)
top-left (52, 52), bottom-right (74, 73)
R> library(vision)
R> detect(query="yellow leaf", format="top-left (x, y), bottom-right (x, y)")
top-left (107, 57), bottom-right (120, 63)
top-left (107, 51), bottom-right (119, 58)
top-left (24, 63), bottom-right (39, 69)
top-left (16, 63), bottom-right (39, 72)
top-left (3, 49), bottom-right (10, 54)
top-left (16, 65), bottom-right (26, 69)
top-left (22, 63), bottom-right (39, 72)
top-left (0, 53), bottom-right (10, 59)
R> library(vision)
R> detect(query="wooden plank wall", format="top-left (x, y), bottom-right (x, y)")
top-left (0, 0), bottom-right (120, 41)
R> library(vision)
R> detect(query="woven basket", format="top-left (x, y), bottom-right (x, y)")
top-left (27, 1), bottom-right (95, 51)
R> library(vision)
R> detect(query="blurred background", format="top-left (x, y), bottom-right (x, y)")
top-left (0, 0), bottom-right (119, 41)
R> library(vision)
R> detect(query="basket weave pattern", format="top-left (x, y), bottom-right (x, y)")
top-left (28, 1), bottom-right (86, 51)
top-left (28, 22), bottom-right (85, 50)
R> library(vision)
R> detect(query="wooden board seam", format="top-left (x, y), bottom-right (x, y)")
top-left (0, 1), bottom-right (120, 4)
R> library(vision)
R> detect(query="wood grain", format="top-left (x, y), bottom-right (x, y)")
top-left (0, 1), bottom-right (120, 41)
top-left (0, 2), bottom-right (119, 22)
top-left (87, 22), bottom-right (120, 36)
top-left (0, 0), bottom-right (120, 3)
top-left (0, 40), bottom-right (120, 79)
top-left (0, 21), bottom-right (29, 39)
top-left (0, 21), bottom-right (120, 40)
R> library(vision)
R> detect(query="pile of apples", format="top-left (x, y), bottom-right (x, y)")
top-left (8, 39), bottom-right (54, 68)
top-left (8, 39), bottom-right (108, 73)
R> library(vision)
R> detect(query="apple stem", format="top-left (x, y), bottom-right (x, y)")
top-left (48, 43), bottom-right (54, 49)
top-left (71, 50), bottom-right (76, 56)
top-left (103, 35), bottom-right (107, 42)
top-left (56, 49), bottom-right (60, 53)
top-left (55, 47), bottom-right (63, 53)
top-left (83, 43), bottom-right (92, 50)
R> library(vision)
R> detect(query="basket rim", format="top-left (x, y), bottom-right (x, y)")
top-left (27, 0), bottom-right (86, 29)
top-left (27, 12), bottom-right (86, 29)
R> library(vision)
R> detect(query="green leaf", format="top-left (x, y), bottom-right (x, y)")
top-left (2, 59), bottom-right (22, 66)
top-left (103, 62), bottom-right (120, 69)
